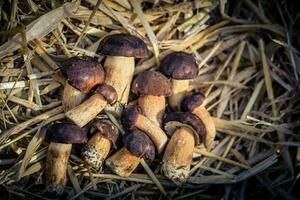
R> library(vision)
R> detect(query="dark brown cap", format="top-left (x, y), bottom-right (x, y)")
top-left (123, 129), bottom-right (155, 161)
top-left (181, 92), bottom-right (205, 112)
top-left (60, 56), bottom-right (105, 93)
top-left (46, 123), bottom-right (87, 144)
top-left (98, 34), bottom-right (149, 58)
top-left (121, 105), bottom-right (143, 130)
top-left (160, 52), bottom-right (198, 80)
top-left (163, 112), bottom-right (206, 145)
top-left (90, 119), bottom-right (119, 147)
top-left (131, 71), bottom-right (172, 96)
top-left (95, 84), bottom-right (117, 105)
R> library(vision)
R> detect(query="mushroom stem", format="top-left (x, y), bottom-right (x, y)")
top-left (63, 82), bottom-right (86, 111)
top-left (138, 95), bottom-right (165, 126)
top-left (45, 142), bottom-right (72, 195)
top-left (82, 132), bottom-right (111, 169)
top-left (135, 114), bottom-right (168, 153)
top-left (192, 106), bottom-right (216, 147)
top-left (168, 79), bottom-right (190, 110)
top-left (106, 147), bottom-right (141, 177)
top-left (66, 94), bottom-right (107, 128)
top-left (162, 127), bottom-right (195, 185)
top-left (104, 56), bottom-right (134, 114)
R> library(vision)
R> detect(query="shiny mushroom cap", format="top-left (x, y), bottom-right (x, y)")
top-left (46, 123), bottom-right (87, 144)
top-left (121, 105), bottom-right (143, 130)
top-left (95, 84), bottom-right (117, 105)
top-left (181, 92), bottom-right (205, 112)
top-left (160, 52), bottom-right (198, 80)
top-left (123, 129), bottom-right (155, 161)
top-left (60, 56), bottom-right (105, 93)
top-left (131, 71), bottom-right (172, 97)
top-left (98, 34), bottom-right (149, 58)
top-left (90, 120), bottom-right (119, 147)
top-left (163, 112), bottom-right (206, 145)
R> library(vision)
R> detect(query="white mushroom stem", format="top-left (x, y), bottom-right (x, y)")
top-left (45, 142), bottom-right (72, 194)
top-left (135, 114), bottom-right (168, 153)
top-left (82, 133), bottom-right (111, 169)
top-left (65, 94), bottom-right (107, 128)
top-left (162, 127), bottom-right (195, 185)
top-left (192, 106), bottom-right (216, 147)
top-left (138, 95), bottom-right (165, 126)
top-left (106, 147), bottom-right (141, 177)
top-left (168, 79), bottom-right (190, 111)
top-left (63, 82), bottom-right (86, 112)
top-left (104, 56), bottom-right (135, 115)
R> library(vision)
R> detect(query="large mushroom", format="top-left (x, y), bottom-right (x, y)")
top-left (45, 123), bottom-right (87, 195)
top-left (162, 112), bottom-right (206, 185)
top-left (106, 129), bottom-right (155, 177)
top-left (81, 120), bottom-right (119, 169)
top-left (131, 71), bottom-right (172, 126)
top-left (60, 56), bottom-right (105, 111)
top-left (160, 52), bottom-right (198, 111)
top-left (121, 105), bottom-right (168, 153)
top-left (98, 33), bottom-right (149, 115)
top-left (181, 92), bottom-right (216, 147)
top-left (65, 84), bottom-right (117, 128)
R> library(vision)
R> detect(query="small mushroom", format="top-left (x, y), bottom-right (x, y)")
top-left (162, 112), bottom-right (205, 185)
top-left (131, 71), bottom-right (172, 126)
top-left (121, 105), bottom-right (168, 153)
top-left (81, 120), bottom-right (119, 169)
top-left (160, 52), bottom-right (198, 110)
top-left (98, 33), bottom-right (149, 115)
top-left (45, 123), bottom-right (87, 195)
top-left (181, 92), bottom-right (216, 147)
top-left (65, 84), bottom-right (117, 128)
top-left (106, 129), bottom-right (155, 177)
top-left (60, 56), bottom-right (105, 111)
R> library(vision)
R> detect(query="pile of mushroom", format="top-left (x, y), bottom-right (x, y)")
top-left (43, 33), bottom-right (217, 195)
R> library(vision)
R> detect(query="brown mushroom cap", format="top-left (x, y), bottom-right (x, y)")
top-left (95, 84), bottom-right (117, 105)
top-left (90, 119), bottom-right (119, 147)
top-left (163, 112), bottom-right (206, 145)
top-left (121, 105), bottom-right (143, 130)
top-left (160, 52), bottom-right (198, 80)
top-left (123, 129), bottom-right (155, 161)
top-left (181, 92), bottom-right (205, 112)
top-left (60, 56), bottom-right (105, 93)
top-left (98, 34), bottom-right (149, 58)
top-left (131, 71), bottom-right (172, 96)
top-left (46, 123), bottom-right (87, 144)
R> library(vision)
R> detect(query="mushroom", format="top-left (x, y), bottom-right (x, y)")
top-left (65, 84), bottom-right (117, 128)
top-left (45, 123), bottom-right (87, 195)
top-left (181, 92), bottom-right (216, 147)
top-left (60, 56), bottom-right (105, 111)
top-left (81, 120), bottom-right (119, 170)
top-left (162, 112), bottom-right (206, 185)
top-left (131, 71), bottom-right (172, 126)
top-left (98, 33), bottom-right (149, 115)
top-left (160, 52), bottom-right (198, 111)
top-left (121, 105), bottom-right (168, 153)
top-left (106, 129), bottom-right (155, 177)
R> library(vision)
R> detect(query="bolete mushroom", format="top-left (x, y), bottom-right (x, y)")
top-left (160, 52), bottom-right (198, 110)
top-left (81, 120), bottom-right (119, 169)
top-left (131, 71), bottom-right (172, 126)
top-left (162, 112), bottom-right (206, 185)
top-left (45, 123), bottom-right (87, 195)
top-left (65, 84), bottom-right (117, 128)
top-left (106, 129), bottom-right (155, 177)
top-left (60, 56), bottom-right (105, 111)
top-left (121, 105), bottom-right (168, 153)
top-left (181, 92), bottom-right (216, 147)
top-left (98, 33), bottom-right (149, 115)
